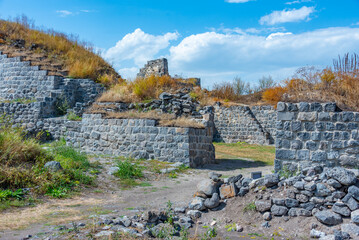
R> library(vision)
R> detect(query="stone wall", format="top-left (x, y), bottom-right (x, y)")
top-left (137, 58), bottom-right (169, 78)
top-left (65, 114), bottom-right (215, 167)
top-left (274, 102), bottom-right (359, 172)
top-left (0, 51), bottom-right (104, 118)
top-left (213, 104), bottom-right (276, 145)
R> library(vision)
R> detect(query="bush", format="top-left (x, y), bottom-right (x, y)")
top-left (114, 160), bottom-right (143, 179)
top-left (262, 53), bottom-right (359, 111)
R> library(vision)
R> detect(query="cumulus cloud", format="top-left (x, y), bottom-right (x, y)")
top-left (225, 0), bottom-right (254, 3)
top-left (259, 6), bottom-right (315, 25)
top-left (104, 28), bottom-right (179, 69)
top-left (169, 27), bottom-right (359, 87)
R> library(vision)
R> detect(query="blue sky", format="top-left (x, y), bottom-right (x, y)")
top-left (1, 0), bottom-right (359, 88)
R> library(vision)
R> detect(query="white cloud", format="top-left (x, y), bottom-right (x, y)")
top-left (168, 27), bottom-right (359, 87)
top-left (56, 10), bottom-right (73, 17)
top-left (225, 0), bottom-right (253, 3)
top-left (259, 6), bottom-right (315, 25)
top-left (104, 28), bottom-right (179, 70)
top-left (285, 0), bottom-right (313, 5)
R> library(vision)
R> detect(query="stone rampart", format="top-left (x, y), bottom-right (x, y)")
top-left (275, 102), bottom-right (359, 172)
top-left (213, 104), bottom-right (276, 145)
top-left (65, 114), bottom-right (215, 167)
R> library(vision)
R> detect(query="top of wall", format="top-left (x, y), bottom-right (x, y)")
top-left (137, 58), bottom-right (169, 78)
top-left (277, 102), bottom-right (342, 113)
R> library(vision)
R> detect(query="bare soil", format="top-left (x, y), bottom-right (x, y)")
top-left (0, 156), bottom-right (279, 240)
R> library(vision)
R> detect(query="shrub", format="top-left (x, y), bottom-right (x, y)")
top-left (262, 86), bottom-right (287, 105)
top-left (114, 160), bottom-right (143, 180)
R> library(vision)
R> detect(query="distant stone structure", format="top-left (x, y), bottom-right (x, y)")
top-left (137, 58), bottom-right (169, 78)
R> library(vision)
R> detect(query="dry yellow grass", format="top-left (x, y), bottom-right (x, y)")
top-left (88, 110), bottom-right (205, 128)
top-left (0, 197), bottom-right (104, 230)
top-left (159, 117), bottom-right (205, 128)
top-left (0, 16), bottom-right (122, 86)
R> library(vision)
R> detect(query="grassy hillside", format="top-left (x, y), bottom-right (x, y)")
top-left (0, 16), bottom-right (122, 86)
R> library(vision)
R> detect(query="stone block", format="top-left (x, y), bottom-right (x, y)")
top-left (311, 151), bottom-right (327, 162)
top-left (276, 149), bottom-right (296, 160)
top-left (277, 112), bottom-right (296, 121)
top-left (298, 112), bottom-right (317, 121)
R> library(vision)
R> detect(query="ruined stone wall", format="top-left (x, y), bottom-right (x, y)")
top-left (213, 105), bottom-right (276, 145)
top-left (0, 52), bottom-right (104, 118)
top-left (137, 58), bottom-right (169, 78)
top-left (275, 102), bottom-right (359, 172)
top-left (65, 114), bottom-right (215, 167)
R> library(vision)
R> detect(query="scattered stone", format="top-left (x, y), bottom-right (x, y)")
top-left (327, 179), bottom-right (342, 189)
top-left (293, 181), bottom-right (305, 190)
top-left (261, 221), bottom-right (270, 228)
top-left (95, 231), bottom-right (114, 237)
top-left (107, 166), bottom-right (119, 175)
top-left (315, 211), bottom-right (343, 225)
top-left (255, 200), bottom-right (272, 212)
top-left (197, 179), bottom-right (221, 197)
top-left (219, 183), bottom-right (237, 199)
top-left (341, 223), bottom-right (359, 237)
top-left (288, 207), bottom-right (311, 217)
top-left (204, 193), bottom-right (220, 209)
top-left (189, 197), bottom-right (206, 211)
top-left (174, 207), bottom-right (186, 213)
top-left (332, 202), bottom-right (351, 217)
top-left (271, 205), bottom-right (288, 216)
top-left (315, 183), bottom-right (331, 197)
top-left (345, 197), bottom-right (359, 211)
top-left (187, 210), bottom-right (201, 219)
top-left (263, 212), bottom-right (272, 221)
top-left (44, 161), bottom-right (63, 172)
top-left (348, 186), bottom-right (359, 201)
top-left (326, 167), bottom-right (357, 186)
top-left (208, 172), bottom-right (222, 181)
top-left (263, 174), bottom-right (280, 187)
top-left (310, 229), bottom-right (326, 238)
top-left (236, 224), bottom-right (243, 232)
top-left (285, 198), bottom-right (299, 208)
top-left (228, 174), bottom-right (242, 183)
top-left (351, 209), bottom-right (359, 224)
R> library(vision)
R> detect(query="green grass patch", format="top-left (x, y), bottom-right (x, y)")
top-left (214, 142), bottom-right (275, 165)
top-left (0, 117), bottom-right (96, 209)
top-left (243, 202), bottom-right (256, 212)
top-left (66, 111), bottom-right (82, 121)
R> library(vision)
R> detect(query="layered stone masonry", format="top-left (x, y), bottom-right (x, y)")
top-left (137, 58), bottom-right (169, 78)
top-left (213, 104), bottom-right (276, 145)
top-left (0, 51), bottom-right (104, 135)
top-left (65, 114), bottom-right (215, 167)
top-left (274, 102), bottom-right (359, 172)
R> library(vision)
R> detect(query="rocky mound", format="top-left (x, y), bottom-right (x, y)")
top-left (187, 166), bottom-right (359, 239)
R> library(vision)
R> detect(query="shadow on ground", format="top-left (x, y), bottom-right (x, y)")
top-left (198, 158), bottom-right (268, 172)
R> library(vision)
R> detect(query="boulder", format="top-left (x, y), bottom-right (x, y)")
top-left (271, 205), bottom-right (288, 216)
top-left (288, 208), bottom-right (311, 217)
top-left (326, 167), bottom-right (357, 186)
top-left (208, 172), bottom-right (222, 182)
top-left (341, 223), bottom-right (359, 237)
top-left (188, 197), bottom-right (206, 211)
top-left (315, 211), bottom-right (342, 225)
top-left (310, 229), bottom-right (326, 238)
top-left (197, 179), bottom-right (221, 197)
top-left (204, 193), bottom-right (220, 209)
top-left (219, 183), bottom-right (237, 199)
top-left (237, 187), bottom-right (249, 197)
top-left (228, 174), bottom-right (243, 183)
top-left (44, 161), bottom-right (63, 172)
top-left (332, 202), bottom-right (351, 217)
top-left (315, 183), bottom-right (331, 197)
top-left (255, 200), bottom-right (272, 212)
top-left (348, 186), bottom-right (359, 201)
top-left (285, 198), bottom-right (299, 208)
top-left (351, 209), bottom-right (359, 224)
top-left (263, 174), bottom-right (280, 187)
top-left (186, 210), bottom-right (201, 219)
top-left (263, 212), bottom-right (272, 221)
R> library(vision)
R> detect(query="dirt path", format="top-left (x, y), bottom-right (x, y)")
top-left (0, 156), bottom-right (273, 240)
